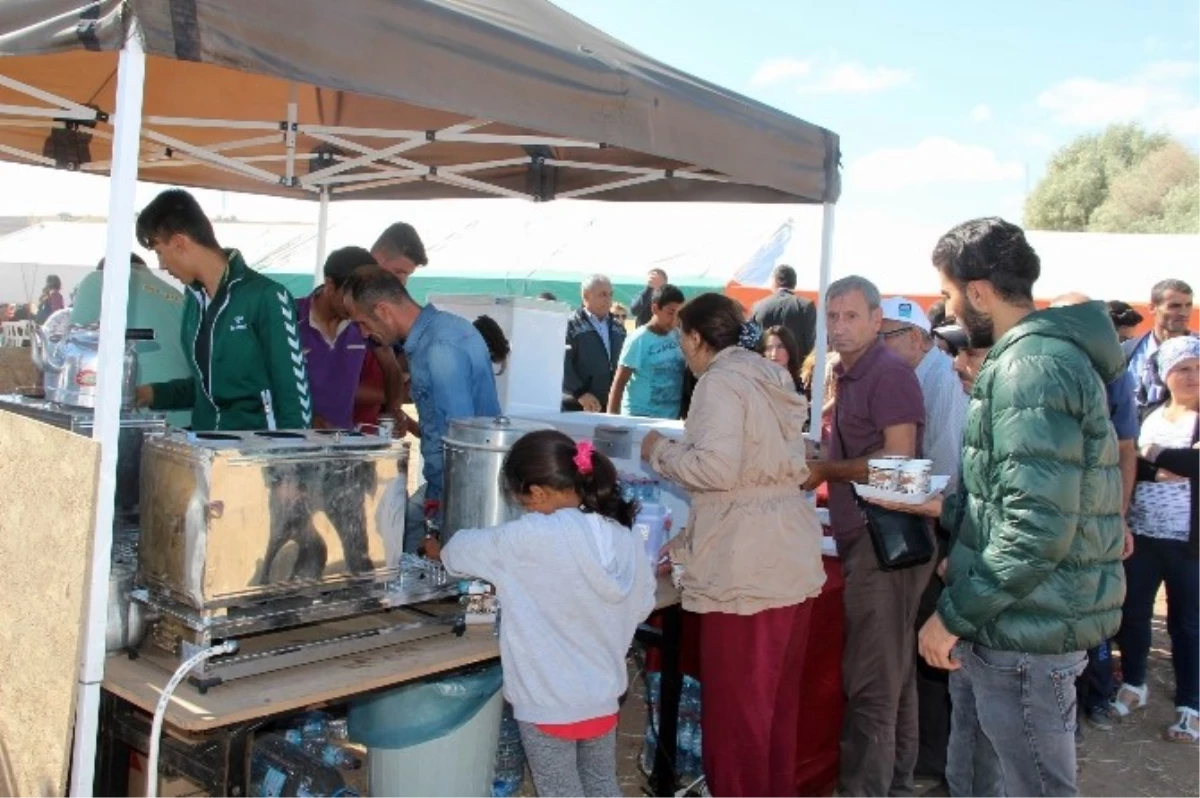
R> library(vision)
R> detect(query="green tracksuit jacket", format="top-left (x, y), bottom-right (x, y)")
top-left (149, 250), bottom-right (312, 431)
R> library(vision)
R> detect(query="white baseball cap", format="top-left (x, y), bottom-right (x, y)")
top-left (880, 296), bottom-right (931, 333)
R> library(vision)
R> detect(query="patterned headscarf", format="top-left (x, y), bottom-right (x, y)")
top-left (1157, 335), bottom-right (1199, 380)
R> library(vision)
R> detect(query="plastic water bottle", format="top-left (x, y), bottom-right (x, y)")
top-left (492, 703), bottom-right (525, 797)
top-left (640, 672), bottom-right (662, 774)
top-left (250, 734), bottom-right (351, 797)
top-left (284, 726), bottom-right (363, 770)
top-left (634, 503), bottom-right (671, 566)
top-left (677, 720), bottom-right (696, 781)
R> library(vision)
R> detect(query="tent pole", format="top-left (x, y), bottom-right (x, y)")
top-left (315, 186), bottom-right (329, 286)
top-left (810, 202), bottom-right (835, 437)
top-left (69, 18), bottom-right (145, 797)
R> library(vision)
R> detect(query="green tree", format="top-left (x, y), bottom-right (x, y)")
top-left (1023, 123), bottom-right (1199, 234)
top-left (1094, 142), bottom-right (1195, 231)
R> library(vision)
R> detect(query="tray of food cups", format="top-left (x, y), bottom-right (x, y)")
top-left (853, 456), bottom-right (950, 505)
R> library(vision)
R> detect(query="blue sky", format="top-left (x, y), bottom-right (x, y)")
top-left (553, 0), bottom-right (1200, 225)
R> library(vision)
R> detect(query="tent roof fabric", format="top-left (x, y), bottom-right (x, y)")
top-left (0, 0), bottom-right (840, 204)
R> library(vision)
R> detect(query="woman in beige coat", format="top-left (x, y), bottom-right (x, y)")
top-left (640, 293), bottom-right (825, 797)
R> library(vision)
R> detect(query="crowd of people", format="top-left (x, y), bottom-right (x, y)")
top-left (553, 219), bottom-right (1196, 797)
top-left (20, 190), bottom-right (1197, 797)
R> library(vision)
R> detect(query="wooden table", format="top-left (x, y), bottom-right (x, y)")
top-left (97, 578), bottom-right (682, 796)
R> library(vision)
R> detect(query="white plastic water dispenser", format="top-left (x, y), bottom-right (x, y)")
top-left (511, 411), bottom-right (692, 534)
top-left (427, 294), bottom-right (572, 416)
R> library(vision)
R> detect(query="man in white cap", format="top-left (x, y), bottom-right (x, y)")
top-left (879, 297), bottom-right (967, 482)
top-left (878, 295), bottom-right (968, 787)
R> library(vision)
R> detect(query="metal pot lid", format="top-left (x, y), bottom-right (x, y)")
top-left (444, 415), bottom-right (553, 450)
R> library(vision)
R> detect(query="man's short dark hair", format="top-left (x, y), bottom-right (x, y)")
top-left (97, 253), bottom-right (147, 271)
top-left (323, 246), bottom-right (376, 289)
top-left (372, 222), bottom-right (428, 266)
top-left (341, 264), bottom-right (414, 310)
top-left (1150, 279), bottom-right (1193, 305)
top-left (931, 217), bottom-right (1040, 303)
top-left (651, 284), bottom-right (685, 308)
top-left (649, 268), bottom-right (668, 280)
top-left (773, 264), bottom-right (798, 290)
top-left (135, 188), bottom-right (220, 251)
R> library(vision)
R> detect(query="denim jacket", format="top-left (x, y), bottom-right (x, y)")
top-left (404, 304), bottom-right (502, 504)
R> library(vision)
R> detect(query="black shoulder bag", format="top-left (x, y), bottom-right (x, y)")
top-left (834, 410), bottom-right (935, 571)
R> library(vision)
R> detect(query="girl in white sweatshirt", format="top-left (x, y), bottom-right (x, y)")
top-left (424, 429), bottom-right (657, 797)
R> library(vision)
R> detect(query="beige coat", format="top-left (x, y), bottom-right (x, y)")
top-left (649, 346), bottom-right (825, 615)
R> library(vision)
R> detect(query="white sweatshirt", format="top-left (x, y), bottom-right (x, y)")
top-left (441, 508), bottom-right (657, 724)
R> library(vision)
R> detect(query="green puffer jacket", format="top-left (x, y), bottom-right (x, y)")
top-left (938, 301), bottom-right (1126, 654)
top-left (149, 250), bottom-right (312, 432)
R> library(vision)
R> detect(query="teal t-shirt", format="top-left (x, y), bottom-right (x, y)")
top-left (71, 267), bottom-right (193, 428)
top-left (618, 325), bottom-right (685, 419)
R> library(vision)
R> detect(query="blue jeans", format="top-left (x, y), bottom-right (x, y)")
top-left (1116, 535), bottom-right (1199, 711)
top-left (947, 643), bottom-right (1086, 797)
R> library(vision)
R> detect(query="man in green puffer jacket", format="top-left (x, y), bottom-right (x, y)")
top-left (132, 189), bottom-right (311, 431)
top-left (872, 218), bottom-right (1125, 797)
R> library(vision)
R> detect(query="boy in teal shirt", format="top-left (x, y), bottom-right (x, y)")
top-left (606, 284), bottom-right (686, 419)
top-left (71, 254), bottom-right (192, 428)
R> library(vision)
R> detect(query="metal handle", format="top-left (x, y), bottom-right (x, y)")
top-left (125, 328), bottom-right (156, 341)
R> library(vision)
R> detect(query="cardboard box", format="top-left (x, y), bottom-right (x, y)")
top-left (127, 750), bottom-right (206, 798)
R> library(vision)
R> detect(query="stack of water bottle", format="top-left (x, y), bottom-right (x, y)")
top-left (491, 702), bottom-right (526, 797)
top-left (250, 711), bottom-right (362, 797)
top-left (639, 672), bottom-right (705, 787)
top-left (621, 475), bottom-right (672, 568)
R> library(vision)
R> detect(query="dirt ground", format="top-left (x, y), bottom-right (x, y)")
top-left (1075, 591), bottom-right (1198, 798)
top-left (598, 589), bottom-right (1199, 798)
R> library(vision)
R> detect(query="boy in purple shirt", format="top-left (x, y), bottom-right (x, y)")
top-left (296, 247), bottom-right (377, 430)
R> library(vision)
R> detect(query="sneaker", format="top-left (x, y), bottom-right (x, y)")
top-left (1086, 704), bottom-right (1114, 731)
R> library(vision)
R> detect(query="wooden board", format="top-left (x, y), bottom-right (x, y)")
top-left (0, 411), bottom-right (100, 797)
top-left (103, 577), bottom-right (681, 734)
top-left (105, 626), bottom-right (502, 733)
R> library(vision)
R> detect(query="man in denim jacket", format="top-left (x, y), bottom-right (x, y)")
top-left (342, 266), bottom-right (501, 546)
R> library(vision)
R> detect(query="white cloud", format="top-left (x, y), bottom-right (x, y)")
top-left (750, 57), bottom-right (911, 94)
top-left (1037, 61), bottom-right (1200, 138)
top-left (970, 104), bottom-right (992, 122)
top-left (750, 57), bottom-right (812, 87)
top-left (847, 137), bottom-right (1025, 193)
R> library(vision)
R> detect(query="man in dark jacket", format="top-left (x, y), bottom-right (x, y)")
top-left (629, 268), bottom-right (667, 327)
top-left (1123, 278), bottom-right (1194, 415)
top-left (877, 218), bottom-right (1125, 797)
top-left (751, 264), bottom-right (817, 363)
top-left (562, 274), bottom-right (625, 412)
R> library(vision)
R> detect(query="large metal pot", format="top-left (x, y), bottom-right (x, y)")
top-left (106, 562), bottom-right (146, 654)
top-left (442, 416), bottom-right (552, 541)
top-left (32, 324), bottom-right (154, 409)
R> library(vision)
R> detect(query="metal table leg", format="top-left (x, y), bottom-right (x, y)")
top-left (94, 689), bottom-right (132, 797)
top-left (221, 724), bottom-right (255, 797)
top-left (652, 604), bottom-right (683, 797)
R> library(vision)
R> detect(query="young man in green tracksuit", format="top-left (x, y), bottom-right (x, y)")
top-left (134, 189), bottom-right (324, 581)
top-left (133, 188), bottom-right (311, 431)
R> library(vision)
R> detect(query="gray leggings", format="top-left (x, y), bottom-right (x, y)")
top-left (517, 722), bottom-right (621, 797)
